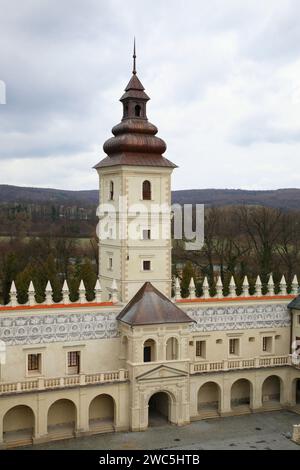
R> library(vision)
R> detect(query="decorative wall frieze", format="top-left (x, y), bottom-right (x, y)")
top-left (186, 303), bottom-right (291, 332)
top-left (0, 311), bottom-right (119, 346)
top-left (0, 302), bottom-right (291, 346)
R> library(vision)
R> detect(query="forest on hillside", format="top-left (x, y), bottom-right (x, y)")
top-left (0, 204), bottom-right (299, 304)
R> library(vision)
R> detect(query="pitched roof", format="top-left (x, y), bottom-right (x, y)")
top-left (116, 282), bottom-right (194, 326)
top-left (288, 295), bottom-right (300, 310)
top-left (120, 74), bottom-right (150, 101)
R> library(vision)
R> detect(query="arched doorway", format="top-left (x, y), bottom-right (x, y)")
top-left (89, 394), bottom-right (115, 432)
top-left (166, 337), bottom-right (179, 360)
top-left (47, 399), bottom-right (76, 439)
top-left (198, 382), bottom-right (221, 415)
top-left (3, 405), bottom-right (34, 447)
top-left (148, 392), bottom-right (171, 427)
top-left (262, 376), bottom-right (281, 407)
top-left (231, 379), bottom-right (252, 411)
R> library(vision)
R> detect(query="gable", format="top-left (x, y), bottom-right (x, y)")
top-left (136, 364), bottom-right (188, 382)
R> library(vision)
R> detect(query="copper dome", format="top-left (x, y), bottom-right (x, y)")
top-left (94, 47), bottom-right (176, 170)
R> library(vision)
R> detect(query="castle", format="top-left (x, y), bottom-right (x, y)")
top-left (0, 48), bottom-right (300, 449)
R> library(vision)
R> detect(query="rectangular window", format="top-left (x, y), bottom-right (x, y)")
top-left (298, 315), bottom-right (300, 325)
top-left (262, 336), bottom-right (272, 353)
top-left (142, 229), bottom-right (151, 240)
top-left (108, 257), bottom-right (113, 270)
top-left (143, 260), bottom-right (151, 271)
top-left (196, 340), bottom-right (206, 358)
top-left (28, 354), bottom-right (41, 372)
top-left (68, 351), bottom-right (80, 367)
top-left (67, 351), bottom-right (80, 374)
top-left (229, 338), bottom-right (239, 355)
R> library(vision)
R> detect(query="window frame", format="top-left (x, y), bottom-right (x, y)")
top-left (195, 340), bottom-right (206, 359)
top-left (142, 260), bottom-right (151, 271)
top-left (142, 229), bottom-right (151, 240)
top-left (229, 338), bottom-right (240, 356)
top-left (27, 353), bottom-right (42, 375)
top-left (142, 180), bottom-right (151, 201)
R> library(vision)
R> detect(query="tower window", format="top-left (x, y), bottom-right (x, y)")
top-left (142, 180), bottom-right (151, 200)
top-left (109, 181), bottom-right (114, 200)
top-left (143, 260), bottom-right (151, 271)
top-left (108, 257), bottom-right (113, 270)
top-left (135, 104), bottom-right (141, 117)
top-left (142, 229), bottom-right (151, 240)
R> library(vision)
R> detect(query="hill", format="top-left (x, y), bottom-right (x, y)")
top-left (0, 185), bottom-right (300, 210)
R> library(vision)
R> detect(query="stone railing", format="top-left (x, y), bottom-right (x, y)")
top-left (0, 369), bottom-right (129, 395)
top-left (191, 355), bottom-right (291, 374)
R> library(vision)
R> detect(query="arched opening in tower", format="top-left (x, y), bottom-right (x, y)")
top-left (135, 104), bottom-right (141, 117)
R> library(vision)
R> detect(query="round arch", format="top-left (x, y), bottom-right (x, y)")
top-left (143, 338), bottom-right (157, 363)
top-left (231, 378), bottom-right (253, 410)
top-left (3, 405), bottom-right (35, 445)
top-left (198, 381), bottom-right (221, 413)
top-left (88, 394), bottom-right (115, 431)
top-left (262, 375), bottom-right (282, 406)
top-left (47, 398), bottom-right (77, 437)
top-left (147, 390), bottom-right (175, 427)
top-left (142, 180), bottom-right (151, 200)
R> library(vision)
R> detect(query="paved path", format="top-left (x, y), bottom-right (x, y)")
top-left (24, 410), bottom-right (300, 450)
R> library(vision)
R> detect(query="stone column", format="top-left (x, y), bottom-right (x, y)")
top-left (76, 390), bottom-right (89, 436)
top-left (189, 380), bottom-right (198, 418)
top-left (115, 383), bottom-right (130, 432)
top-left (157, 333), bottom-right (165, 361)
top-left (251, 374), bottom-right (263, 412)
top-left (220, 377), bottom-right (232, 415)
top-left (33, 395), bottom-right (48, 444)
top-left (281, 369), bottom-right (292, 406)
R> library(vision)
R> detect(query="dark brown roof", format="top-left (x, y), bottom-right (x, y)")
top-left (95, 64), bottom-right (177, 170)
top-left (120, 74), bottom-right (150, 101)
top-left (116, 282), bottom-right (194, 326)
top-left (94, 153), bottom-right (177, 169)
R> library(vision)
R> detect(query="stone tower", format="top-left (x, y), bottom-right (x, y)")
top-left (94, 43), bottom-right (177, 302)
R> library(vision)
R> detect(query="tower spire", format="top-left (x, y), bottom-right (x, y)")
top-left (132, 37), bottom-right (136, 75)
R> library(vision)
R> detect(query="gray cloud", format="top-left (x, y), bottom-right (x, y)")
top-left (0, 0), bottom-right (300, 189)
top-left (231, 114), bottom-right (300, 146)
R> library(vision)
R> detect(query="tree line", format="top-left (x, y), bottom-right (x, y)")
top-left (0, 204), bottom-right (299, 304)
top-left (173, 205), bottom-right (300, 297)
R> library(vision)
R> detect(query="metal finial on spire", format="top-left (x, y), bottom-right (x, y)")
top-left (132, 37), bottom-right (136, 75)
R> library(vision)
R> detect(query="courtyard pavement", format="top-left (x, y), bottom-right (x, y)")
top-left (23, 410), bottom-right (300, 451)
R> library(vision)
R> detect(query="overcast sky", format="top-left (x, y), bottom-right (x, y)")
top-left (1, 0), bottom-right (300, 191)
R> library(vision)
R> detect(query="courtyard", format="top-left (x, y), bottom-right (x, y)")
top-left (22, 410), bottom-right (300, 451)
